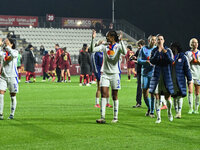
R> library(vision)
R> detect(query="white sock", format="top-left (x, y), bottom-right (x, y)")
top-left (188, 93), bottom-right (193, 110)
top-left (178, 97), bottom-right (183, 114)
top-left (106, 98), bottom-right (110, 104)
top-left (161, 96), bottom-right (166, 106)
top-left (173, 97), bottom-right (178, 114)
top-left (155, 99), bottom-right (161, 120)
top-left (0, 94), bottom-right (4, 115)
top-left (195, 95), bottom-right (199, 111)
top-left (10, 96), bottom-right (17, 116)
top-left (101, 98), bottom-right (106, 119)
top-left (113, 100), bottom-right (119, 120)
top-left (167, 99), bottom-right (172, 116)
top-left (95, 97), bottom-right (99, 105)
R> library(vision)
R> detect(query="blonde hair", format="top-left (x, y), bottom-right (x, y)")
top-left (189, 38), bottom-right (198, 48)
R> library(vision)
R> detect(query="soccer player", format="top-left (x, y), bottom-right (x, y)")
top-left (185, 38), bottom-right (200, 114)
top-left (41, 51), bottom-right (50, 81)
top-left (149, 34), bottom-right (174, 124)
top-left (91, 30), bottom-right (127, 123)
top-left (138, 35), bottom-right (156, 117)
top-left (55, 44), bottom-right (63, 82)
top-left (48, 50), bottom-right (56, 82)
top-left (170, 42), bottom-right (192, 118)
top-left (125, 45), bottom-right (136, 81)
top-left (0, 38), bottom-right (18, 120)
top-left (91, 41), bottom-right (112, 108)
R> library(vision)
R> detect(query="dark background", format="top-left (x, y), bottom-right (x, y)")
top-left (0, 0), bottom-right (199, 50)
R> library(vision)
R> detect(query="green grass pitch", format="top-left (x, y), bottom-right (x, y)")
top-left (0, 75), bottom-right (199, 150)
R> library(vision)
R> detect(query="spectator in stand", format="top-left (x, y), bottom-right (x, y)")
top-left (78, 44), bottom-right (92, 86)
top-left (131, 39), bottom-right (145, 108)
top-left (49, 50), bottom-right (56, 82)
top-left (23, 44), bottom-right (37, 83)
top-left (125, 45), bottom-right (136, 81)
top-left (40, 45), bottom-right (45, 56)
top-left (42, 51), bottom-right (50, 81)
top-left (60, 47), bottom-right (72, 82)
top-left (55, 44), bottom-right (63, 82)
top-left (17, 49), bottom-right (23, 82)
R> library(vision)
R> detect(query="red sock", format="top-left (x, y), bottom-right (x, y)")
top-left (32, 72), bottom-right (36, 78)
top-left (53, 73), bottom-right (55, 77)
top-left (128, 75), bottom-right (130, 80)
top-left (68, 76), bottom-right (70, 81)
top-left (26, 72), bottom-right (29, 81)
top-left (18, 73), bottom-right (21, 80)
top-left (90, 75), bottom-right (92, 82)
top-left (80, 75), bottom-right (83, 83)
top-left (86, 74), bottom-right (89, 83)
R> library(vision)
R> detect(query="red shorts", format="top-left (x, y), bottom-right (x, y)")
top-left (127, 61), bottom-right (135, 69)
top-left (60, 63), bottom-right (69, 70)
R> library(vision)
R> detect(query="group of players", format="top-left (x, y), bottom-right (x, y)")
top-left (0, 30), bottom-right (199, 124)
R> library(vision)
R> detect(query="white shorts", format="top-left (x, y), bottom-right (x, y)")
top-left (100, 73), bottom-right (121, 90)
top-left (0, 77), bottom-right (19, 93)
top-left (193, 79), bottom-right (200, 86)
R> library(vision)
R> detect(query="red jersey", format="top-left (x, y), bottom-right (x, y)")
top-left (49, 54), bottom-right (56, 71)
top-left (55, 48), bottom-right (64, 68)
top-left (42, 54), bottom-right (50, 72)
top-left (125, 50), bottom-right (135, 68)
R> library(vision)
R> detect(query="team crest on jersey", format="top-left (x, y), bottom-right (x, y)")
top-left (107, 50), bottom-right (115, 56)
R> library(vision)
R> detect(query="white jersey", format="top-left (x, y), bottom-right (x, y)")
top-left (186, 50), bottom-right (200, 80)
top-left (92, 41), bottom-right (127, 74)
top-left (0, 46), bottom-right (18, 78)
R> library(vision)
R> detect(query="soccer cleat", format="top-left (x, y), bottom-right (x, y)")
top-left (96, 118), bottom-right (106, 124)
top-left (161, 105), bottom-right (168, 110)
top-left (25, 80), bottom-right (30, 83)
top-left (175, 113), bottom-right (181, 119)
top-left (149, 113), bottom-right (155, 118)
top-left (33, 79), bottom-right (36, 82)
top-left (106, 104), bottom-right (112, 108)
top-left (86, 83), bottom-right (91, 86)
top-left (133, 104), bottom-right (141, 108)
top-left (0, 114), bottom-right (3, 120)
top-left (194, 110), bottom-right (199, 114)
top-left (7, 115), bottom-right (14, 120)
top-left (41, 80), bottom-right (46, 82)
top-left (68, 80), bottom-right (71, 83)
top-left (155, 118), bottom-right (161, 124)
top-left (111, 119), bottom-right (118, 123)
top-left (19, 80), bottom-right (21, 82)
top-left (168, 115), bottom-right (173, 122)
top-left (79, 83), bottom-right (82, 86)
top-left (95, 104), bottom-right (100, 108)
top-left (188, 109), bottom-right (194, 114)
top-left (48, 77), bottom-right (52, 81)
top-left (145, 110), bottom-right (150, 116)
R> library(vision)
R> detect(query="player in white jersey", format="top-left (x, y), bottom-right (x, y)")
top-left (185, 38), bottom-right (200, 114)
top-left (0, 38), bottom-right (18, 120)
top-left (91, 30), bottom-right (127, 123)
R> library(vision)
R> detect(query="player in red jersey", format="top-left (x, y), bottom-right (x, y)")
top-left (41, 51), bottom-right (50, 81)
top-left (55, 44), bottom-right (63, 82)
top-left (125, 45), bottom-right (136, 81)
top-left (48, 50), bottom-right (56, 82)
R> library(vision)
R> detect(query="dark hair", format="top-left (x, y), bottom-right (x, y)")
top-left (8, 38), bottom-right (16, 49)
top-left (55, 43), bottom-right (59, 47)
top-left (156, 34), bottom-right (164, 39)
top-left (27, 44), bottom-right (33, 49)
top-left (170, 42), bottom-right (183, 53)
top-left (137, 39), bottom-right (145, 46)
top-left (107, 30), bottom-right (119, 43)
top-left (50, 50), bottom-right (54, 54)
top-left (127, 45), bottom-right (132, 50)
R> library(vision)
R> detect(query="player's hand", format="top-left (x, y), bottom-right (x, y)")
top-left (0, 38), bottom-right (3, 46)
top-left (119, 31), bottom-right (123, 41)
top-left (5, 38), bottom-right (12, 47)
top-left (92, 30), bottom-right (96, 39)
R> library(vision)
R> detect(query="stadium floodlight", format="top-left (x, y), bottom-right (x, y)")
top-left (77, 21), bottom-right (82, 26)
top-left (112, 0), bottom-right (116, 24)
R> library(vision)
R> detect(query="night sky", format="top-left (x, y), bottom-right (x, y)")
top-left (1, 0), bottom-right (200, 50)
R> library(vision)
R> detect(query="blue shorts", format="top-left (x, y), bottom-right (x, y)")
top-left (141, 76), bottom-right (151, 89)
top-left (94, 71), bottom-right (101, 81)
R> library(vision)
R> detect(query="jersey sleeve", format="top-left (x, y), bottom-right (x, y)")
top-left (119, 41), bottom-right (127, 55)
top-left (5, 46), bottom-right (18, 59)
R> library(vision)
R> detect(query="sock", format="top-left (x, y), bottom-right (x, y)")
top-left (195, 95), bottom-right (199, 111)
top-left (0, 94), bottom-right (4, 115)
top-left (53, 73), bottom-right (55, 77)
top-left (96, 97), bottom-right (99, 105)
top-left (144, 97), bottom-right (150, 110)
top-left (178, 97), bottom-right (183, 114)
top-left (10, 96), bottom-right (17, 116)
top-left (150, 95), bottom-right (155, 114)
top-left (80, 75), bottom-right (83, 83)
top-left (101, 98), bottom-right (106, 119)
top-left (155, 99), bottom-right (161, 120)
top-left (173, 97), bottom-right (178, 114)
top-left (128, 75), bottom-right (130, 80)
top-left (18, 73), bottom-right (21, 80)
top-left (106, 98), bottom-right (110, 104)
top-left (161, 96), bottom-right (167, 106)
top-left (188, 93), bottom-right (193, 110)
top-left (49, 72), bottom-right (53, 77)
top-left (90, 76), bottom-right (92, 82)
top-left (167, 99), bottom-right (172, 116)
top-left (86, 75), bottom-right (89, 83)
top-left (113, 100), bottom-right (119, 120)
top-left (68, 76), bottom-right (71, 81)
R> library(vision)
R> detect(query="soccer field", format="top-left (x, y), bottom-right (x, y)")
top-left (0, 75), bottom-right (199, 150)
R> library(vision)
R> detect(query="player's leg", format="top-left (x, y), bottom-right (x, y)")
top-left (188, 81), bottom-right (193, 114)
top-left (67, 69), bottom-right (71, 82)
top-left (194, 83), bottom-right (200, 114)
top-left (127, 68), bottom-right (131, 81)
top-left (95, 80), bottom-right (101, 108)
top-left (176, 97), bottom-right (183, 118)
top-left (141, 76), bottom-right (150, 116)
top-left (165, 93), bottom-right (173, 121)
top-left (8, 77), bottom-right (18, 119)
top-left (155, 85), bottom-right (161, 123)
top-left (61, 69), bottom-right (64, 82)
top-left (106, 88), bottom-right (112, 108)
